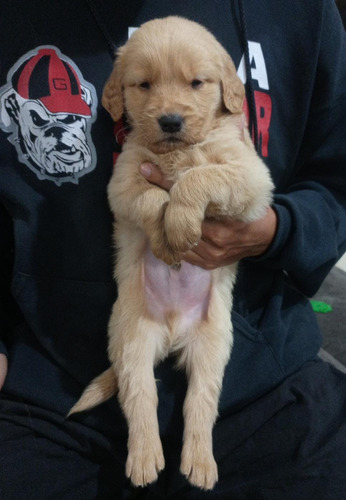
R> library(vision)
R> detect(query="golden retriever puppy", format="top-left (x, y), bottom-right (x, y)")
top-left (70, 16), bottom-right (273, 491)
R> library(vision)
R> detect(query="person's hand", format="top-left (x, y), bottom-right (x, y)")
top-left (140, 163), bottom-right (174, 191)
top-left (181, 209), bottom-right (277, 269)
top-left (140, 163), bottom-right (277, 269)
top-left (0, 353), bottom-right (8, 390)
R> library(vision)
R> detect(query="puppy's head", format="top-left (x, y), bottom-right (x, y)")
top-left (102, 16), bottom-right (244, 153)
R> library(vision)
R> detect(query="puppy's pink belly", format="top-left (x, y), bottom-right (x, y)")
top-left (143, 247), bottom-right (211, 327)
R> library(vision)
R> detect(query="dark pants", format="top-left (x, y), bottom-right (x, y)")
top-left (1, 360), bottom-right (346, 500)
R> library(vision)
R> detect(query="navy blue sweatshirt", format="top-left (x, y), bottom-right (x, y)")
top-left (0, 0), bottom-right (346, 434)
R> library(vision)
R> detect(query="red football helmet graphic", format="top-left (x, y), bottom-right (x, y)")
top-left (12, 49), bottom-right (92, 117)
top-left (0, 46), bottom-right (97, 185)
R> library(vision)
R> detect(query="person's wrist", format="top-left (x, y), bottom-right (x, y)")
top-left (260, 206), bottom-right (278, 254)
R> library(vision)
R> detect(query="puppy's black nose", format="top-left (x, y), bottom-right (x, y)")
top-left (158, 114), bottom-right (184, 133)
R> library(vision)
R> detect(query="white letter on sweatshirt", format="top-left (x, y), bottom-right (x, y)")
top-left (237, 42), bottom-right (269, 91)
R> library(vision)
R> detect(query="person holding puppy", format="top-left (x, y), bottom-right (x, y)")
top-left (0, 0), bottom-right (346, 499)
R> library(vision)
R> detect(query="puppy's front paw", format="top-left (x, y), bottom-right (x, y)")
top-left (164, 203), bottom-right (202, 255)
top-left (180, 441), bottom-right (218, 491)
top-left (150, 231), bottom-right (179, 266)
top-left (126, 436), bottom-right (165, 487)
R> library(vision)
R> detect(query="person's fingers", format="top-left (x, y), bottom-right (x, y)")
top-left (0, 353), bottom-right (8, 390)
top-left (182, 241), bottom-right (240, 269)
top-left (140, 163), bottom-right (174, 191)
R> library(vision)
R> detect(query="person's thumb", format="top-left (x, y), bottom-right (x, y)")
top-left (0, 353), bottom-right (8, 390)
top-left (140, 163), bottom-right (173, 191)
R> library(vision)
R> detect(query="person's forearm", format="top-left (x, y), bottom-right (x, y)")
top-left (255, 185), bottom-right (346, 296)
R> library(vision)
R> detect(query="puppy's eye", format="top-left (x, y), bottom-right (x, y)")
top-left (191, 79), bottom-right (203, 89)
top-left (139, 81), bottom-right (151, 90)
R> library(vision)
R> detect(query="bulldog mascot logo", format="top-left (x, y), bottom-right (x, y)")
top-left (0, 46), bottom-right (97, 185)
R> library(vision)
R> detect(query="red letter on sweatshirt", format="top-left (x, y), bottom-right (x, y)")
top-left (243, 91), bottom-right (272, 157)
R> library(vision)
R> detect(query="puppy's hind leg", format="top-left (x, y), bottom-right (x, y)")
top-left (178, 314), bottom-right (232, 491)
top-left (109, 308), bottom-right (166, 488)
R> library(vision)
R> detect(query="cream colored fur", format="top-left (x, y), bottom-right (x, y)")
top-left (69, 16), bottom-right (274, 491)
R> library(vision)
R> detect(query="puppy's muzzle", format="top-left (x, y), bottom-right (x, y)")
top-left (158, 114), bottom-right (184, 134)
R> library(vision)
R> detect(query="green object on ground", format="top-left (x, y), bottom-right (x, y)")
top-left (310, 300), bottom-right (333, 313)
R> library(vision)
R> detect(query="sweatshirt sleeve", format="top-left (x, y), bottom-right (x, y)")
top-left (256, 0), bottom-right (346, 297)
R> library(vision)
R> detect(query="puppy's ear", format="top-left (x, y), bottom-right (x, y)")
top-left (102, 48), bottom-right (125, 122)
top-left (221, 53), bottom-right (245, 114)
